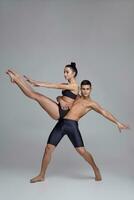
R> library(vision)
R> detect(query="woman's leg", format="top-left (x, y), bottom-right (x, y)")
top-left (75, 147), bottom-right (102, 181)
top-left (30, 144), bottom-right (56, 183)
top-left (6, 70), bottom-right (60, 119)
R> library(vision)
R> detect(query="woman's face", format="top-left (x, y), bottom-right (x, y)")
top-left (64, 67), bottom-right (75, 80)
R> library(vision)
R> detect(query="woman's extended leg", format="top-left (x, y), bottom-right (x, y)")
top-left (30, 144), bottom-right (56, 183)
top-left (6, 69), bottom-right (60, 119)
top-left (75, 147), bottom-right (102, 181)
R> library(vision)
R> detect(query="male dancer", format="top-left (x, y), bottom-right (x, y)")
top-left (30, 80), bottom-right (129, 183)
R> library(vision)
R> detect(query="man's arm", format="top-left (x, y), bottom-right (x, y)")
top-left (91, 101), bottom-right (129, 132)
top-left (56, 96), bottom-right (69, 109)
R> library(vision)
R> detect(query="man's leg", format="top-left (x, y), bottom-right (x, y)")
top-left (65, 119), bottom-right (102, 181)
top-left (75, 147), bottom-right (102, 181)
top-left (30, 120), bottom-right (64, 183)
top-left (30, 144), bottom-right (56, 183)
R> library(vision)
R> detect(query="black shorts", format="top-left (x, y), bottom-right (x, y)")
top-left (47, 118), bottom-right (84, 148)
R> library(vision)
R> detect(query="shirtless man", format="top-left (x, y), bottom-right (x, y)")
top-left (30, 80), bottom-right (129, 183)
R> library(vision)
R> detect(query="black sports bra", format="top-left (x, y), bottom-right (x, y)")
top-left (62, 89), bottom-right (77, 99)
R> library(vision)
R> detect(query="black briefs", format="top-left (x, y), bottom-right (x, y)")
top-left (47, 118), bottom-right (84, 148)
top-left (58, 104), bottom-right (70, 119)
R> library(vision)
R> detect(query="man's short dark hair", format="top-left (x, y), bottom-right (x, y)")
top-left (80, 80), bottom-right (92, 87)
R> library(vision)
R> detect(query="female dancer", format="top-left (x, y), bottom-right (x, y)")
top-left (6, 62), bottom-right (80, 183)
top-left (6, 62), bottom-right (79, 120)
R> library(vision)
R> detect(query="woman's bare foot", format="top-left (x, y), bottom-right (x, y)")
top-left (6, 70), bottom-right (16, 83)
top-left (6, 69), bottom-right (26, 83)
top-left (30, 175), bottom-right (45, 183)
top-left (7, 69), bottom-right (20, 78)
top-left (94, 168), bottom-right (102, 181)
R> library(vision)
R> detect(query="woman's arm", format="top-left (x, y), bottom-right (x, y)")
top-left (24, 75), bottom-right (77, 90)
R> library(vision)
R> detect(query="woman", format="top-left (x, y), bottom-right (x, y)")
top-left (6, 62), bottom-right (79, 120)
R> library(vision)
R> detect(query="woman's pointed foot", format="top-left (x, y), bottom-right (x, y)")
top-left (6, 69), bottom-right (25, 83)
top-left (7, 69), bottom-right (20, 77)
top-left (6, 70), bottom-right (15, 83)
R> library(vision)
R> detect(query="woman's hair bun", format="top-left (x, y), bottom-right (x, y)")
top-left (71, 62), bottom-right (76, 67)
top-left (65, 61), bottom-right (78, 77)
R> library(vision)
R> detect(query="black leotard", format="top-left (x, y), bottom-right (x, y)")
top-left (62, 89), bottom-right (77, 99)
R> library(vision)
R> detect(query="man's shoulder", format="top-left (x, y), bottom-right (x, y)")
top-left (87, 99), bottom-right (98, 107)
top-left (76, 96), bottom-right (97, 105)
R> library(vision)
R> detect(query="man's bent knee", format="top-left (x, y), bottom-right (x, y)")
top-left (45, 144), bottom-right (56, 154)
top-left (75, 147), bottom-right (86, 156)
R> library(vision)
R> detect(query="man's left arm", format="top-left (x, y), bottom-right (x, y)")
top-left (91, 101), bottom-right (129, 132)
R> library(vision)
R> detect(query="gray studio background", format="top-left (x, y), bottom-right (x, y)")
top-left (0, 0), bottom-right (134, 200)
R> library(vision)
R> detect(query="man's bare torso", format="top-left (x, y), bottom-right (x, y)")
top-left (64, 96), bottom-right (93, 121)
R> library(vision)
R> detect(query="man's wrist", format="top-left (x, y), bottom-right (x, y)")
top-left (116, 121), bottom-right (120, 125)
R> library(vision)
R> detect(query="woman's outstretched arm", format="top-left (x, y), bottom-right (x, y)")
top-left (24, 75), bottom-right (77, 90)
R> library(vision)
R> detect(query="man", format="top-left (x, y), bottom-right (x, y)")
top-left (30, 80), bottom-right (129, 183)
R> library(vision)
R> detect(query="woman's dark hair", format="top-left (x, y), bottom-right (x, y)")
top-left (80, 80), bottom-right (92, 87)
top-left (65, 62), bottom-right (78, 77)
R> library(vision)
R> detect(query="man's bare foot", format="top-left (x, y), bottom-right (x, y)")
top-left (94, 168), bottom-right (102, 181)
top-left (30, 175), bottom-right (45, 183)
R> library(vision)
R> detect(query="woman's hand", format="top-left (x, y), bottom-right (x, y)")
top-left (23, 75), bottom-right (42, 87)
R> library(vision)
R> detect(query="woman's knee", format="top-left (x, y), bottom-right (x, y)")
top-left (25, 90), bottom-right (37, 100)
top-left (31, 91), bottom-right (41, 101)
top-left (75, 147), bottom-right (86, 156)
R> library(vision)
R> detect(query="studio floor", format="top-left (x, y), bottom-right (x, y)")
top-left (1, 157), bottom-right (133, 200)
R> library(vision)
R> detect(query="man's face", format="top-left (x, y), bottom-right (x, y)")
top-left (81, 85), bottom-right (91, 97)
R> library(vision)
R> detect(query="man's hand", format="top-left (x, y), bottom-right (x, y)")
top-left (56, 96), bottom-right (62, 103)
top-left (116, 122), bottom-right (130, 132)
top-left (57, 96), bottom-right (70, 110)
